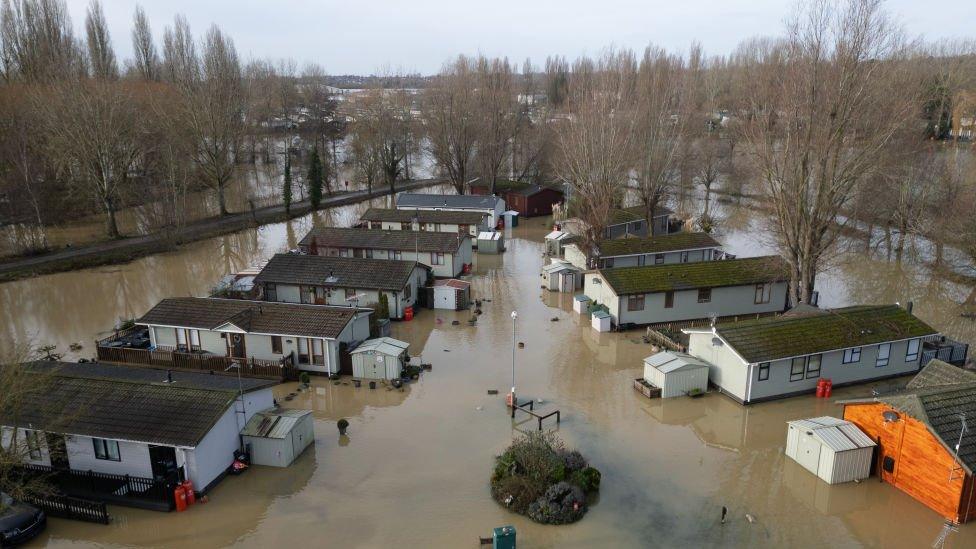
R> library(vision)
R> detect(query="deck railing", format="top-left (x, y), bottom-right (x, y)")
top-left (17, 464), bottom-right (175, 512)
top-left (920, 337), bottom-right (969, 367)
top-left (95, 343), bottom-right (292, 380)
top-left (20, 492), bottom-right (110, 524)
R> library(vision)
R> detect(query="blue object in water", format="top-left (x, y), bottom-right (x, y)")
top-left (493, 525), bottom-right (516, 549)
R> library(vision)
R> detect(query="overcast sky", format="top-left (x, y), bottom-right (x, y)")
top-left (68, 1), bottom-right (976, 75)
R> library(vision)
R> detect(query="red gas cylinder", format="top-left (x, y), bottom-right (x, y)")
top-left (404, 307), bottom-right (414, 321)
top-left (815, 379), bottom-right (826, 398)
top-left (463, 263), bottom-right (472, 274)
top-left (182, 480), bottom-right (196, 505)
top-left (824, 379), bottom-right (833, 398)
top-left (174, 485), bottom-right (187, 512)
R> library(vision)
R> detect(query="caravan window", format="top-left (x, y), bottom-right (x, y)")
top-left (627, 295), bottom-right (645, 311)
top-left (790, 358), bottom-right (805, 382)
top-left (758, 362), bottom-right (770, 381)
top-left (806, 354), bottom-right (822, 378)
top-left (905, 339), bottom-right (920, 362)
top-left (312, 339), bottom-right (325, 365)
top-left (843, 347), bottom-right (861, 363)
top-left (754, 283), bottom-right (771, 304)
top-left (25, 430), bottom-right (42, 459)
top-left (93, 438), bottom-right (121, 461)
top-left (876, 343), bottom-right (891, 367)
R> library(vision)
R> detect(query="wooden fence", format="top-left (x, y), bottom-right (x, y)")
top-left (96, 344), bottom-right (290, 380)
top-left (21, 493), bottom-right (110, 524)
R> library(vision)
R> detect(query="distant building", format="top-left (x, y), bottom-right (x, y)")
top-left (951, 91), bottom-right (976, 140)
top-left (685, 304), bottom-right (940, 404)
top-left (468, 180), bottom-right (565, 217)
top-left (841, 360), bottom-right (976, 523)
top-left (605, 206), bottom-right (672, 238)
top-left (359, 207), bottom-right (490, 238)
top-left (396, 192), bottom-right (506, 227)
top-left (565, 232), bottom-right (725, 270)
top-left (583, 255), bottom-right (788, 327)
top-left (298, 227), bottom-right (472, 278)
top-left (253, 253), bottom-right (431, 319)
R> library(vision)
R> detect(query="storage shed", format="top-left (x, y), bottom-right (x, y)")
top-left (432, 279), bottom-right (471, 310)
top-left (785, 417), bottom-right (876, 485)
top-left (542, 261), bottom-right (580, 292)
top-left (350, 337), bottom-right (410, 380)
top-left (573, 295), bottom-right (591, 314)
top-left (478, 231), bottom-right (504, 254)
top-left (591, 309), bottom-right (611, 332)
top-left (642, 352), bottom-right (710, 398)
top-left (544, 230), bottom-right (576, 256)
top-left (241, 408), bottom-right (315, 468)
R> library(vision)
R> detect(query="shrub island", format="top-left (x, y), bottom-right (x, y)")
top-left (490, 432), bottom-right (601, 524)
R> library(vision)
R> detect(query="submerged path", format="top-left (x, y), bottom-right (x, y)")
top-left (0, 179), bottom-right (444, 283)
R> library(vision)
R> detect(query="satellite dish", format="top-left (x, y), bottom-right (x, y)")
top-left (882, 411), bottom-right (900, 422)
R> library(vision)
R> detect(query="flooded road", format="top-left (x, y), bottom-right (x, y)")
top-left (4, 199), bottom-right (976, 547)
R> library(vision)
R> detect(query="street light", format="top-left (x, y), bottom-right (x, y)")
top-left (510, 310), bottom-right (518, 407)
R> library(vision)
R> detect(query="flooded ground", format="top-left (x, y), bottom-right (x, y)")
top-left (5, 198), bottom-right (976, 547)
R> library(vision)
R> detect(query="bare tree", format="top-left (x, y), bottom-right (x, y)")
top-left (553, 52), bottom-right (638, 257)
top-left (131, 4), bottom-right (159, 81)
top-left (84, 0), bottom-right (116, 80)
top-left (424, 55), bottom-right (478, 194)
top-left (0, 0), bottom-right (81, 82)
top-left (738, 0), bottom-right (914, 304)
top-left (474, 56), bottom-right (517, 192)
top-left (35, 80), bottom-right (145, 238)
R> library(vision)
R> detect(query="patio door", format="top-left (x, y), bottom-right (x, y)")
top-left (227, 333), bottom-right (246, 358)
top-left (148, 445), bottom-right (181, 483)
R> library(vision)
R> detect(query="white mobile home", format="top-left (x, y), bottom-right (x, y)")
top-left (3, 362), bottom-right (276, 502)
top-left (784, 417), bottom-right (875, 484)
top-left (253, 253), bottom-right (431, 319)
top-left (359, 207), bottom-right (490, 239)
top-left (138, 297), bottom-right (370, 375)
top-left (684, 304), bottom-right (939, 404)
top-left (396, 193), bottom-right (506, 227)
top-left (298, 227), bottom-right (472, 278)
top-left (582, 256), bottom-right (789, 328)
top-left (565, 232), bottom-right (725, 270)
top-left (604, 206), bottom-right (671, 239)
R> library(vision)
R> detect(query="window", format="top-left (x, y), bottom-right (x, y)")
top-left (790, 357), bottom-right (806, 382)
top-left (25, 430), bottom-right (42, 460)
top-left (403, 283), bottom-right (412, 299)
top-left (758, 362), bottom-right (770, 381)
top-left (627, 295), bottom-right (645, 311)
top-left (189, 329), bottom-right (200, 351)
top-left (433, 223), bottom-right (441, 232)
top-left (906, 339), bottom-right (920, 362)
top-left (265, 283), bottom-right (277, 302)
top-left (637, 255), bottom-right (646, 266)
top-left (876, 343), bottom-right (891, 367)
top-left (300, 286), bottom-right (313, 304)
top-left (654, 254), bottom-right (664, 265)
top-left (176, 328), bottom-right (187, 348)
top-left (843, 347), bottom-right (861, 364)
top-left (297, 338), bottom-right (309, 363)
top-left (364, 248), bottom-right (374, 259)
top-left (430, 252), bottom-right (445, 265)
top-left (93, 438), bottom-right (121, 461)
top-left (680, 251), bottom-right (689, 263)
top-left (311, 339), bottom-right (325, 365)
top-left (806, 354), bottom-right (822, 379)
top-left (754, 283), bottom-right (771, 304)
top-left (664, 291), bottom-right (674, 309)
top-left (603, 258), bottom-right (614, 268)
top-left (271, 336), bottom-right (282, 354)
top-left (697, 288), bottom-right (712, 303)
top-left (345, 288), bottom-right (357, 300)
top-left (339, 248), bottom-right (352, 258)
top-left (392, 250), bottom-right (402, 260)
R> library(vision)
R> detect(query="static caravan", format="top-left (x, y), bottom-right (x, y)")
top-left (784, 417), bottom-right (875, 485)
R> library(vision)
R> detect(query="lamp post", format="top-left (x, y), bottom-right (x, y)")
top-left (510, 310), bottom-right (518, 407)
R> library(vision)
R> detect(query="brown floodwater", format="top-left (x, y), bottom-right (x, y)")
top-left (4, 198), bottom-right (976, 547)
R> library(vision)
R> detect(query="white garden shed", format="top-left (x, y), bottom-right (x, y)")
top-left (542, 261), bottom-right (580, 292)
top-left (432, 279), bottom-right (471, 310)
top-left (642, 352), bottom-right (710, 398)
top-left (351, 337), bottom-right (410, 380)
top-left (478, 231), bottom-right (504, 254)
top-left (785, 416), bottom-right (876, 485)
top-left (241, 408), bottom-right (314, 468)
top-left (591, 309), bottom-right (611, 332)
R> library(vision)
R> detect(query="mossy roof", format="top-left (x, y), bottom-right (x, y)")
top-left (608, 205), bottom-right (673, 225)
top-left (709, 304), bottom-right (937, 363)
top-left (599, 255), bottom-right (787, 296)
top-left (596, 232), bottom-right (721, 257)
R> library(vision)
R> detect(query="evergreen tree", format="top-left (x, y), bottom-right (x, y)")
top-left (308, 148), bottom-right (324, 210)
top-left (283, 155), bottom-right (293, 214)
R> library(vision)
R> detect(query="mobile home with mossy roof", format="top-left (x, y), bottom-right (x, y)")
top-left (684, 304), bottom-right (939, 404)
top-left (582, 255), bottom-right (789, 327)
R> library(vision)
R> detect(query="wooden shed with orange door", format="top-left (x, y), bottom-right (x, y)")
top-left (841, 360), bottom-right (976, 523)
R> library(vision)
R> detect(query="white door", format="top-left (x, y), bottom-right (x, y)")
top-left (796, 434), bottom-right (821, 475)
top-left (370, 355), bottom-right (385, 379)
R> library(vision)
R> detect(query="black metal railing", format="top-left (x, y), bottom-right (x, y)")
top-left (18, 464), bottom-right (175, 511)
top-left (921, 337), bottom-right (970, 367)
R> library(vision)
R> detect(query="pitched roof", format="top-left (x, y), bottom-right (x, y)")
top-left (596, 232), bottom-right (722, 257)
top-left (841, 361), bottom-right (976, 473)
top-left (705, 304), bottom-right (937, 363)
top-left (137, 297), bottom-right (358, 339)
top-left (27, 361), bottom-right (276, 393)
top-left (470, 180), bottom-right (564, 198)
top-left (350, 337), bottom-right (409, 356)
top-left (599, 255), bottom-right (787, 296)
top-left (1, 373), bottom-right (238, 447)
top-left (359, 207), bottom-right (487, 225)
top-left (786, 417), bottom-right (876, 451)
top-left (299, 227), bottom-right (466, 253)
top-left (608, 205), bottom-right (673, 225)
top-left (241, 408), bottom-right (313, 439)
top-left (253, 253), bottom-right (425, 291)
top-left (396, 193), bottom-right (502, 210)
top-left (643, 351), bottom-right (710, 373)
